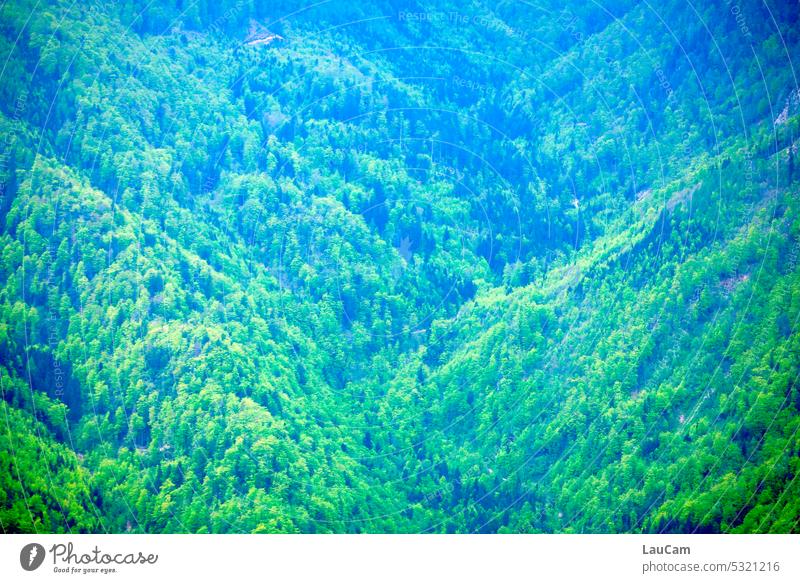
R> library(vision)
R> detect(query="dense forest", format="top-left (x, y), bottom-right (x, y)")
top-left (1, 0), bottom-right (799, 533)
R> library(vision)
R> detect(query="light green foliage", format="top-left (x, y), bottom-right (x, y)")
top-left (0, 0), bottom-right (799, 532)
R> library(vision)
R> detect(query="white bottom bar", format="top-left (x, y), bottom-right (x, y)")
top-left (1, 534), bottom-right (797, 582)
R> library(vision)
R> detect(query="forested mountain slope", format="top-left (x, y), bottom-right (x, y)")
top-left (1, 0), bottom-right (799, 532)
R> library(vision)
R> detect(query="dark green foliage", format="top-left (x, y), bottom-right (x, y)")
top-left (1, 0), bottom-right (799, 533)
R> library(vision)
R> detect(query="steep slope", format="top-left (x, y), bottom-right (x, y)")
top-left (0, 0), bottom-right (798, 532)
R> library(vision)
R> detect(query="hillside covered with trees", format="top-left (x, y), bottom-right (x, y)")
top-left (1, 0), bottom-right (799, 533)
